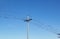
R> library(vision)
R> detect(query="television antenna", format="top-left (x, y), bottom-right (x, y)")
top-left (0, 15), bottom-right (60, 38)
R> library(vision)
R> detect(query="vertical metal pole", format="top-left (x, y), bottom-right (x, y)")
top-left (27, 22), bottom-right (29, 39)
top-left (24, 16), bottom-right (32, 39)
top-left (27, 16), bottom-right (30, 39)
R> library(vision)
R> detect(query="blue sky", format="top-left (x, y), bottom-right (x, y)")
top-left (0, 0), bottom-right (60, 39)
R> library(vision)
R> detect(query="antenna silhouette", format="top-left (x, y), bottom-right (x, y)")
top-left (24, 16), bottom-right (32, 39)
top-left (0, 15), bottom-right (60, 38)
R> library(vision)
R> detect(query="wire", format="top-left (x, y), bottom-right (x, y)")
top-left (32, 19), bottom-right (59, 34)
top-left (0, 15), bottom-right (22, 20)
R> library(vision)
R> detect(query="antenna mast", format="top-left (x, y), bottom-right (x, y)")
top-left (24, 16), bottom-right (32, 39)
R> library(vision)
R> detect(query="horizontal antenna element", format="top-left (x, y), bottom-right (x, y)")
top-left (24, 16), bottom-right (32, 22)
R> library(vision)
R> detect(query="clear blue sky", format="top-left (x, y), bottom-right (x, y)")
top-left (0, 0), bottom-right (60, 39)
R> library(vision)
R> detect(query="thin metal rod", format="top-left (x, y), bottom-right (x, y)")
top-left (24, 16), bottom-right (32, 39)
top-left (27, 22), bottom-right (30, 39)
